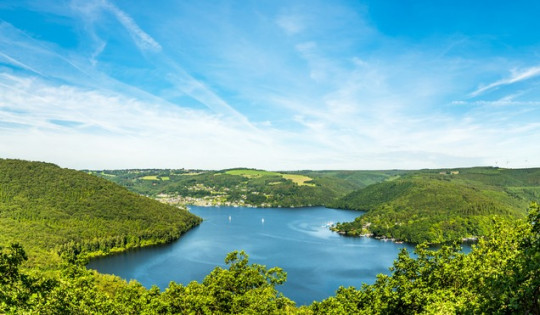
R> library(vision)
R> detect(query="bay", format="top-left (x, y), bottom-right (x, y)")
top-left (87, 206), bottom-right (415, 305)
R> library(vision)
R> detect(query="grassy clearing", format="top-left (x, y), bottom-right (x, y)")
top-left (282, 174), bottom-right (316, 186)
top-left (225, 169), bottom-right (281, 178)
top-left (140, 176), bottom-right (159, 180)
top-left (225, 169), bottom-right (316, 186)
top-left (160, 176), bottom-right (170, 181)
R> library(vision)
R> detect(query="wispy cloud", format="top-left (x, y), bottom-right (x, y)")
top-left (0, 21), bottom-right (98, 83)
top-left (101, 0), bottom-right (161, 52)
top-left (165, 66), bottom-right (254, 127)
top-left (0, 50), bottom-right (44, 76)
top-left (276, 14), bottom-right (304, 35)
top-left (89, 39), bottom-right (106, 66)
top-left (471, 66), bottom-right (540, 97)
top-left (1, 1), bottom-right (540, 169)
top-left (0, 17), bottom-right (252, 128)
top-left (0, 73), bottom-right (276, 169)
top-left (68, 1), bottom-right (253, 125)
top-left (453, 100), bottom-right (540, 107)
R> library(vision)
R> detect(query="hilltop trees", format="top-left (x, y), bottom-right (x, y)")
top-left (333, 176), bottom-right (527, 244)
top-left (0, 159), bottom-right (202, 267)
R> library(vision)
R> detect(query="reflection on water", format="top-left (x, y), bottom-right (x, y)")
top-left (88, 206), bottom-right (416, 305)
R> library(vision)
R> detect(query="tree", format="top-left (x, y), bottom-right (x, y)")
top-left (156, 250), bottom-right (295, 314)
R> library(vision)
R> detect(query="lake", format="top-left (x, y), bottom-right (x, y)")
top-left (87, 206), bottom-right (415, 305)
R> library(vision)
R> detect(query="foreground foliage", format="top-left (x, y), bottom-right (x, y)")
top-left (2, 203), bottom-right (538, 314)
top-left (0, 248), bottom-right (294, 314)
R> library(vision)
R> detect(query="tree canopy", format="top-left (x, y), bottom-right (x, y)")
top-left (332, 169), bottom-right (539, 243)
top-left (0, 159), bottom-right (201, 268)
top-left (1, 203), bottom-right (538, 313)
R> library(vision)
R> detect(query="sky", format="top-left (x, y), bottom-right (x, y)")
top-left (1, 0), bottom-right (540, 170)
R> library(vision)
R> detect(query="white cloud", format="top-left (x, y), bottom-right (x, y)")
top-left (89, 40), bottom-right (106, 66)
top-left (471, 66), bottom-right (540, 97)
top-left (67, 2), bottom-right (250, 124)
top-left (2, 1), bottom-right (540, 170)
top-left (0, 50), bottom-right (44, 76)
top-left (101, 0), bottom-right (162, 52)
top-left (1, 71), bottom-right (539, 170)
top-left (164, 62), bottom-right (254, 127)
top-left (276, 14), bottom-right (304, 35)
top-left (0, 74), bottom-right (280, 169)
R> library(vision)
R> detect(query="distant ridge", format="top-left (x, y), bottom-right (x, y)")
top-left (87, 165), bottom-right (540, 244)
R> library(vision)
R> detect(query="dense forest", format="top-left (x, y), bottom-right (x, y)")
top-left (0, 159), bottom-right (201, 269)
top-left (332, 167), bottom-right (540, 244)
top-left (2, 203), bottom-right (538, 313)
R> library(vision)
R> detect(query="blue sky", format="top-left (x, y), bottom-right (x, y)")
top-left (1, 0), bottom-right (539, 170)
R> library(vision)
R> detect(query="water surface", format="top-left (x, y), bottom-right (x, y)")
top-left (87, 206), bottom-right (415, 305)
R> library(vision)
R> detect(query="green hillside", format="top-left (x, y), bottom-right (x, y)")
top-left (90, 168), bottom-right (406, 207)
top-left (90, 166), bottom-right (540, 244)
top-left (0, 159), bottom-right (201, 268)
top-left (333, 168), bottom-right (538, 243)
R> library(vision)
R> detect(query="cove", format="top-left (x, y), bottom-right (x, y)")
top-left (87, 206), bottom-right (415, 305)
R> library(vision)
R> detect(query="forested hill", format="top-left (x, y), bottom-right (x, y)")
top-left (333, 167), bottom-right (540, 243)
top-left (89, 166), bottom-right (540, 244)
top-left (0, 159), bottom-right (201, 268)
top-left (92, 167), bottom-right (540, 243)
top-left (89, 168), bottom-right (406, 207)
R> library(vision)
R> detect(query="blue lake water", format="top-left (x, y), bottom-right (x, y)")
top-left (87, 206), bottom-right (416, 305)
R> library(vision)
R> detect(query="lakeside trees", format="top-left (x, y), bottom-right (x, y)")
top-left (312, 202), bottom-right (540, 314)
top-left (2, 203), bottom-right (538, 313)
top-left (332, 172), bottom-right (535, 244)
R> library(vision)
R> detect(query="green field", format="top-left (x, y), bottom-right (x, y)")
top-left (140, 175), bottom-right (159, 180)
top-left (225, 169), bottom-right (315, 186)
top-left (282, 174), bottom-right (316, 186)
top-left (224, 169), bottom-right (281, 178)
